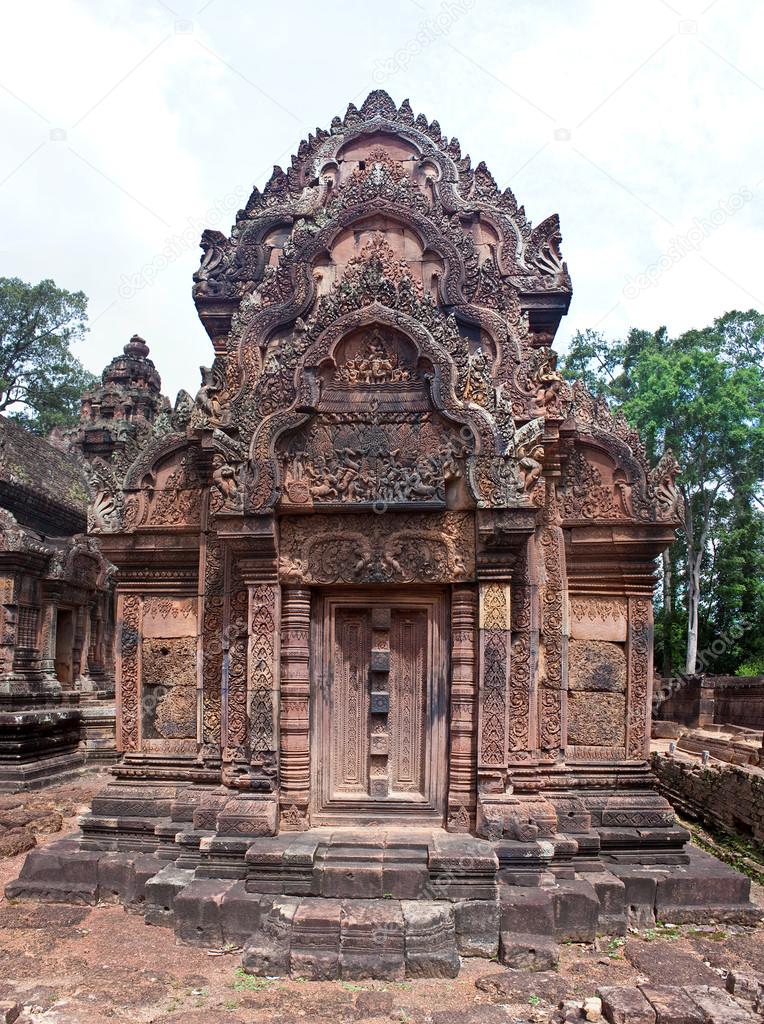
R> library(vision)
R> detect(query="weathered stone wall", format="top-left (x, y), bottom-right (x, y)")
top-left (654, 674), bottom-right (764, 730)
top-left (713, 675), bottom-right (764, 731)
top-left (653, 674), bottom-right (712, 727)
top-left (652, 751), bottom-right (764, 851)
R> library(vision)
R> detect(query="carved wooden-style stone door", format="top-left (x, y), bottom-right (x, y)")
top-left (314, 589), bottom-right (448, 824)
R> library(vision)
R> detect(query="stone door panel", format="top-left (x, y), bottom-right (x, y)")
top-left (314, 589), bottom-right (447, 823)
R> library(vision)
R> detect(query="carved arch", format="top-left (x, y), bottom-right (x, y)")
top-left (246, 305), bottom-right (501, 513)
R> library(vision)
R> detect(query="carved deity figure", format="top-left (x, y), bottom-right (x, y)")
top-left (195, 365), bottom-right (229, 426)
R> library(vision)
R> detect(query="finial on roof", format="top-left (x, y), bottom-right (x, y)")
top-left (124, 334), bottom-right (150, 359)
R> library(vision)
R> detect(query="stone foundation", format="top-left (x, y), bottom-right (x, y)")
top-left (6, 778), bottom-right (760, 980)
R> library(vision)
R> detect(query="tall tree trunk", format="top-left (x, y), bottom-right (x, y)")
top-left (662, 547), bottom-right (673, 677)
top-left (685, 554), bottom-right (701, 674)
top-left (684, 500), bottom-right (699, 675)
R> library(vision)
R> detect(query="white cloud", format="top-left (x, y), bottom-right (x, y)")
top-left (1, 0), bottom-right (762, 400)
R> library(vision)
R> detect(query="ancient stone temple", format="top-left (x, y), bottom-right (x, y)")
top-left (9, 91), bottom-right (757, 975)
top-left (0, 417), bottom-right (116, 789)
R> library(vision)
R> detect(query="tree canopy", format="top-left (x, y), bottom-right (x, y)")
top-left (560, 310), bottom-right (764, 677)
top-left (0, 276), bottom-right (96, 435)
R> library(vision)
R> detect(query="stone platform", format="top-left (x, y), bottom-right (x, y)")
top-left (0, 708), bottom-right (84, 792)
top-left (6, 783), bottom-right (761, 980)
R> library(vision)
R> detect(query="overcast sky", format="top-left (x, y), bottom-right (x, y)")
top-left (1, 0), bottom-right (762, 402)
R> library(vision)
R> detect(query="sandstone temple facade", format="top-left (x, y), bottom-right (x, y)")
top-left (9, 91), bottom-right (756, 975)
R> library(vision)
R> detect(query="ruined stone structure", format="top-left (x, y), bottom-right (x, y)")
top-left (0, 416), bottom-right (116, 789)
top-left (9, 92), bottom-right (758, 975)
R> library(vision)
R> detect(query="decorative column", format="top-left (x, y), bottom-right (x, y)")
top-left (38, 596), bottom-right (60, 685)
top-left (477, 582), bottom-right (512, 774)
top-left (199, 535), bottom-right (224, 754)
top-left (247, 582), bottom-right (279, 770)
top-left (221, 550), bottom-right (248, 759)
top-left (116, 592), bottom-right (141, 752)
top-left (71, 604), bottom-right (88, 689)
top-left (279, 585), bottom-right (311, 831)
top-left (507, 539), bottom-right (538, 764)
top-left (537, 487), bottom-right (568, 762)
top-left (446, 584), bottom-right (477, 832)
top-left (84, 601), bottom-right (108, 689)
top-left (0, 574), bottom-right (17, 686)
top-left (626, 596), bottom-right (652, 760)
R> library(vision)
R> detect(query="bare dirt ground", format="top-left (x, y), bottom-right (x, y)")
top-left (0, 772), bottom-right (762, 1023)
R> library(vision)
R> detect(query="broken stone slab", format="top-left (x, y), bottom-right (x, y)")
top-left (597, 986), bottom-right (656, 1024)
top-left (431, 1007), bottom-right (517, 1024)
top-left (124, 853), bottom-right (166, 911)
top-left (290, 898), bottom-right (342, 980)
top-left (218, 881), bottom-right (274, 946)
top-left (639, 986), bottom-right (704, 1024)
top-left (241, 939), bottom-right (290, 978)
top-left (96, 852), bottom-right (137, 904)
top-left (499, 884), bottom-right (556, 936)
top-left (172, 878), bottom-right (235, 947)
top-left (725, 968), bottom-right (764, 1011)
top-left (607, 864), bottom-right (663, 930)
top-left (498, 931), bottom-right (559, 971)
top-left (684, 986), bottom-right (757, 1024)
top-left (552, 878), bottom-right (599, 942)
top-left (475, 969), bottom-right (568, 1005)
top-left (588, 872), bottom-right (627, 936)
top-left (143, 862), bottom-right (194, 927)
top-left (653, 848), bottom-right (760, 925)
top-left (240, 895), bottom-right (297, 977)
top-left (341, 898), bottom-right (405, 980)
top-left (402, 900), bottom-right (460, 978)
top-left (0, 830), bottom-right (36, 858)
top-left (454, 897), bottom-right (499, 957)
top-left (4, 838), bottom-right (100, 904)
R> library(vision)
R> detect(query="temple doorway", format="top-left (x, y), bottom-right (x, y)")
top-left (312, 588), bottom-right (448, 825)
top-left (54, 608), bottom-right (75, 685)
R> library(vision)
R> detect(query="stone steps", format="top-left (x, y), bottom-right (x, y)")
top-left (6, 828), bottom-right (761, 980)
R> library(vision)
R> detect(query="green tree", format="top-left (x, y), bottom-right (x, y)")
top-left (0, 276), bottom-right (96, 435)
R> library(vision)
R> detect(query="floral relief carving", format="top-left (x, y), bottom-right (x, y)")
top-left (279, 512), bottom-right (474, 585)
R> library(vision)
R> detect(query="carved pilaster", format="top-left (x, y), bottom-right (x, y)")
top-left (223, 552), bottom-right (248, 757)
top-left (38, 598), bottom-right (59, 679)
top-left (200, 534), bottom-right (224, 751)
top-left (69, 604), bottom-right (87, 686)
top-left (538, 491), bottom-right (568, 760)
top-left (116, 593), bottom-right (141, 752)
top-left (279, 585), bottom-right (311, 830)
top-left (508, 539), bottom-right (539, 764)
top-left (0, 574), bottom-right (16, 681)
top-left (447, 584), bottom-right (477, 831)
top-left (626, 595), bottom-right (652, 760)
top-left (248, 582), bottom-right (279, 785)
top-left (477, 581), bottom-right (511, 770)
